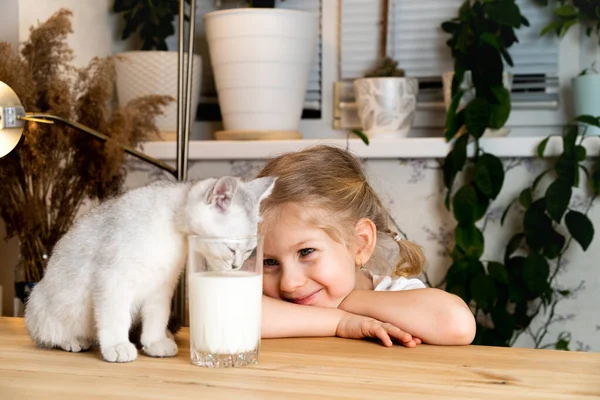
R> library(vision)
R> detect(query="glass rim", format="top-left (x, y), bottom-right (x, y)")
top-left (188, 234), bottom-right (263, 242)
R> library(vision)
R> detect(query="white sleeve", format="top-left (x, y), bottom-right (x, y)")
top-left (373, 275), bottom-right (427, 292)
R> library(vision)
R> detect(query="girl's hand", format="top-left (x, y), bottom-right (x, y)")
top-left (335, 312), bottom-right (418, 347)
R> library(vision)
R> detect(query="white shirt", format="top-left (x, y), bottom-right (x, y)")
top-left (370, 273), bottom-right (427, 291)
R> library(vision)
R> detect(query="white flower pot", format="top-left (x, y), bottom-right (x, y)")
top-left (204, 9), bottom-right (318, 136)
top-left (572, 73), bottom-right (600, 136)
top-left (114, 51), bottom-right (202, 140)
top-left (442, 71), bottom-right (513, 137)
top-left (353, 77), bottom-right (419, 138)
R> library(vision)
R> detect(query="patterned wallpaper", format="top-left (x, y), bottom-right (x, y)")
top-left (125, 153), bottom-right (600, 352)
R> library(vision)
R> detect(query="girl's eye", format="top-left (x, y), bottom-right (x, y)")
top-left (299, 248), bottom-right (315, 257)
top-left (263, 258), bottom-right (279, 268)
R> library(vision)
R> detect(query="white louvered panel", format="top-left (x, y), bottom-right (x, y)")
top-left (387, 0), bottom-right (460, 77)
top-left (277, 0), bottom-right (322, 110)
top-left (508, 0), bottom-right (559, 77)
top-left (340, 0), bottom-right (384, 79)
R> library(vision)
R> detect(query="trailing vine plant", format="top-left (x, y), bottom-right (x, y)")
top-left (440, 0), bottom-right (529, 345)
top-left (499, 116), bottom-right (600, 349)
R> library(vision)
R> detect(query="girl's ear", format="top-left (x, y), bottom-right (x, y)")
top-left (354, 218), bottom-right (377, 266)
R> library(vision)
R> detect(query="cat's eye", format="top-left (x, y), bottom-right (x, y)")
top-left (299, 248), bottom-right (315, 257)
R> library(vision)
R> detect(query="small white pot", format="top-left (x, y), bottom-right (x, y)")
top-left (572, 73), bottom-right (600, 135)
top-left (442, 71), bottom-right (513, 137)
top-left (114, 51), bottom-right (202, 140)
top-left (204, 9), bottom-right (318, 135)
top-left (353, 77), bottom-right (419, 138)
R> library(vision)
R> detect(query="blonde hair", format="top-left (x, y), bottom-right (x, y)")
top-left (256, 145), bottom-right (425, 277)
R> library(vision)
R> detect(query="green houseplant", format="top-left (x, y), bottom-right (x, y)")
top-left (112, 0), bottom-right (201, 140)
top-left (439, 0), bottom-right (528, 345)
top-left (540, 0), bottom-right (600, 135)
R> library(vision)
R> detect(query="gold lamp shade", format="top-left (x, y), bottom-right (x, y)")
top-left (0, 81), bottom-right (25, 158)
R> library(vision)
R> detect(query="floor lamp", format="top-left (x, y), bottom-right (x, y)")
top-left (0, 0), bottom-right (197, 323)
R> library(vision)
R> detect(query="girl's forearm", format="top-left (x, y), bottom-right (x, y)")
top-left (338, 288), bottom-right (476, 345)
top-left (261, 295), bottom-right (345, 338)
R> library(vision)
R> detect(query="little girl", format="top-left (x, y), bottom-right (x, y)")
top-left (256, 145), bottom-right (475, 347)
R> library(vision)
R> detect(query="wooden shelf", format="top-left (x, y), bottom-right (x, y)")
top-left (138, 136), bottom-right (600, 161)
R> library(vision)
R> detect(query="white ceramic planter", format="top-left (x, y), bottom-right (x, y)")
top-left (573, 73), bottom-right (600, 135)
top-left (204, 9), bottom-right (318, 134)
top-left (353, 77), bottom-right (419, 138)
top-left (114, 51), bottom-right (202, 140)
top-left (442, 71), bottom-right (513, 137)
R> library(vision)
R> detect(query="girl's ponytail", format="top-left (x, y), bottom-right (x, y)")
top-left (388, 232), bottom-right (426, 277)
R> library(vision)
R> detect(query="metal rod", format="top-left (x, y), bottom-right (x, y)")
top-left (182, 0), bottom-right (197, 183)
top-left (23, 113), bottom-right (178, 177)
top-left (176, 0), bottom-right (186, 182)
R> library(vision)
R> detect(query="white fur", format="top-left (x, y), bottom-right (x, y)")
top-left (24, 176), bottom-right (275, 363)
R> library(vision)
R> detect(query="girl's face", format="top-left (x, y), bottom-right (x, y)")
top-left (261, 203), bottom-right (359, 308)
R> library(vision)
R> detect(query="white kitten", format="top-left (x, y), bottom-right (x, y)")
top-left (24, 176), bottom-right (275, 363)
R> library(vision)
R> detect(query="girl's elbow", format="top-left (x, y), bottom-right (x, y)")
top-left (452, 307), bottom-right (476, 345)
top-left (448, 296), bottom-right (476, 345)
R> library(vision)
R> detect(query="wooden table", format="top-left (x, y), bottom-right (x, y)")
top-left (1, 317), bottom-right (599, 399)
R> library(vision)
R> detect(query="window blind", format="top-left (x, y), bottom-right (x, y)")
top-left (171, 0), bottom-right (322, 116)
top-left (340, 0), bottom-right (560, 105)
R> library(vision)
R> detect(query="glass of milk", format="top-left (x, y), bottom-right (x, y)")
top-left (187, 235), bottom-right (263, 368)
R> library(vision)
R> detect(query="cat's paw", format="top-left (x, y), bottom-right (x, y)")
top-left (101, 342), bottom-right (138, 363)
top-left (60, 338), bottom-right (92, 353)
top-left (143, 338), bottom-right (178, 358)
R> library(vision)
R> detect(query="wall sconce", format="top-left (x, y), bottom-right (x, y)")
top-left (0, 0), bottom-right (197, 322)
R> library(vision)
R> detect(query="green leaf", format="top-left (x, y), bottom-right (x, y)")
top-left (455, 224), bottom-right (485, 258)
top-left (574, 145), bottom-right (586, 162)
top-left (592, 162), bottom-right (600, 194)
top-left (470, 274), bottom-right (497, 311)
top-left (453, 134), bottom-right (469, 172)
top-left (565, 211), bottom-right (595, 251)
top-left (555, 154), bottom-right (578, 187)
top-left (445, 92), bottom-right (465, 140)
top-left (554, 5), bottom-right (578, 17)
top-left (441, 21), bottom-right (459, 33)
top-left (485, 2), bottom-right (522, 26)
top-left (540, 20), bottom-right (563, 37)
top-left (465, 98), bottom-right (490, 138)
top-left (351, 129), bottom-right (370, 145)
top-left (575, 115), bottom-right (600, 128)
top-left (563, 125), bottom-right (578, 156)
top-left (543, 230), bottom-right (565, 259)
top-left (554, 332), bottom-right (571, 351)
top-left (491, 307), bottom-right (514, 339)
top-left (473, 153), bottom-right (505, 199)
top-left (480, 32), bottom-right (501, 49)
top-left (522, 252), bottom-right (551, 296)
top-left (488, 86), bottom-right (511, 129)
top-left (453, 185), bottom-right (482, 224)
top-left (545, 178), bottom-right (572, 222)
top-left (505, 233), bottom-right (525, 261)
top-left (519, 188), bottom-right (533, 209)
top-left (488, 262), bottom-right (508, 284)
top-left (524, 199), bottom-right (552, 251)
top-left (537, 136), bottom-right (550, 158)
top-left (453, 184), bottom-right (490, 226)
top-left (559, 19), bottom-right (578, 37)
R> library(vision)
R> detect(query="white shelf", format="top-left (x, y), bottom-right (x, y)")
top-left (138, 136), bottom-right (600, 161)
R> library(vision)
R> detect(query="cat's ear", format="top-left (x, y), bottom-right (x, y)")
top-left (246, 177), bottom-right (277, 203)
top-left (207, 177), bottom-right (239, 212)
